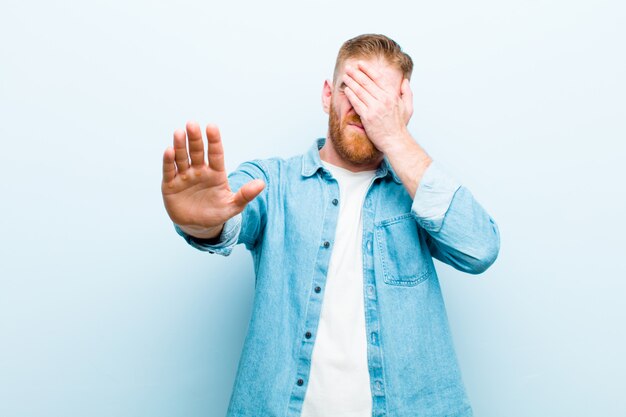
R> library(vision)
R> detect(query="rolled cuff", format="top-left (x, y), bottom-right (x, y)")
top-left (174, 213), bottom-right (242, 256)
top-left (411, 161), bottom-right (461, 232)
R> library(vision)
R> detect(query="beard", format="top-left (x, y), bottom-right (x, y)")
top-left (328, 103), bottom-right (382, 165)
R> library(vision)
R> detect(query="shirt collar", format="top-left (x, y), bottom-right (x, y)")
top-left (301, 137), bottom-right (402, 184)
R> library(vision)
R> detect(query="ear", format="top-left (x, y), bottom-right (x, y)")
top-left (401, 78), bottom-right (414, 124)
top-left (321, 79), bottom-right (333, 114)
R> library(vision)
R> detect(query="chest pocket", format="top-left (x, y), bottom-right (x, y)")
top-left (375, 213), bottom-right (433, 286)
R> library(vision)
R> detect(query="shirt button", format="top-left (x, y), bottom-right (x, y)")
top-left (366, 240), bottom-right (372, 252)
top-left (305, 331), bottom-right (312, 339)
top-left (332, 198), bottom-right (338, 206)
top-left (297, 378), bottom-right (304, 386)
top-left (314, 286), bottom-right (321, 293)
top-left (366, 285), bottom-right (375, 297)
top-left (370, 332), bottom-right (378, 345)
top-left (323, 241), bottom-right (330, 248)
top-left (375, 380), bottom-right (383, 391)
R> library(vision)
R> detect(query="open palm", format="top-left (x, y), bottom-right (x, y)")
top-left (161, 122), bottom-right (264, 239)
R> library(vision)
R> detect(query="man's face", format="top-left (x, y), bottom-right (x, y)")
top-left (326, 57), bottom-right (404, 166)
top-left (328, 94), bottom-right (380, 165)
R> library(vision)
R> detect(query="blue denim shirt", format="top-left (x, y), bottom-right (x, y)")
top-left (176, 138), bottom-right (500, 417)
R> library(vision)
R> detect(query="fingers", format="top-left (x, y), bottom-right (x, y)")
top-left (345, 64), bottom-right (382, 101)
top-left (356, 61), bottom-right (386, 89)
top-left (172, 121), bottom-right (224, 175)
top-left (162, 147), bottom-right (176, 183)
top-left (186, 121), bottom-right (206, 167)
top-left (206, 124), bottom-right (225, 172)
top-left (344, 86), bottom-right (367, 117)
top-left (348, 61), bottom-right (402, 100)
top-left (232, 179), bottom-right (265, 209)
top-left (343, 71), bottom-right (377, 109)
top-left (173, 128), bottom-right (190, 173)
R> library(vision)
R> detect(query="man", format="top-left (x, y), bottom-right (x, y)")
top-left (162, 34), bottom-right (500, 417)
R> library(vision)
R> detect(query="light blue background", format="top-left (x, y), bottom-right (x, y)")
top-left (1, 0), bottom-right (625, 416)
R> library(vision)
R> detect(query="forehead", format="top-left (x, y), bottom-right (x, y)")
top-left (336, 56), bottom-right (404, 87)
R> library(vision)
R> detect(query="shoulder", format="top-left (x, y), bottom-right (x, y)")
top-left (231, 153), bottom-right (306, 189)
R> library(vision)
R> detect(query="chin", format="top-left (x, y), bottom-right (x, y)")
top-left (328, 108), bottom-right (382, 165)
top-left (337, 133), bottom-right (382, 165)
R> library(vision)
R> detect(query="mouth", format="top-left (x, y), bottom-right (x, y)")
top-left (348, 123), bottom-right (365, 132)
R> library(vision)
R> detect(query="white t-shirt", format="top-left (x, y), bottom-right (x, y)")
top-left (300, 162), bottom-right (377, 417)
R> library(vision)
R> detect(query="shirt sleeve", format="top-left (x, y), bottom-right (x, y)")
top-left (411, 161), bottom-right (501, 275)
top-left (174, 213), bottom-right (242, 256)
top-left (411, 161), bottom-right (461, 233)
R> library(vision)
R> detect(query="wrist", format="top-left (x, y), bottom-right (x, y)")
top-left (379, 130), bottom-right (416, 156)
top-left (178, 224), bottom-right (224, 240)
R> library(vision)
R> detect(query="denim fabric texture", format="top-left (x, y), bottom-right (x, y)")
top-left (175, 138), bottom-right (500, 417)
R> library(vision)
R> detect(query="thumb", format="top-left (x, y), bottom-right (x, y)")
top-left (232, 179), bottom-right (266, 209)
